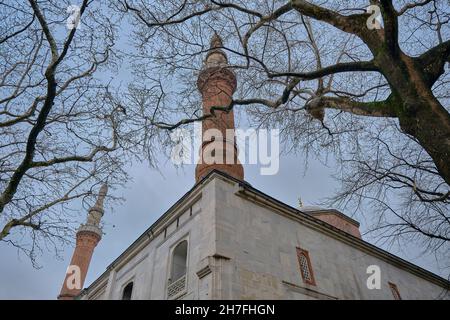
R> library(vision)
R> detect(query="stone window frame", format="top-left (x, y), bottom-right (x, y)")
top-left (388, 282), bottom-right (402, 300)
top-left (296, 247), bottom-right (316, 286)
top-left (166, 234), bottom-right (190, 299)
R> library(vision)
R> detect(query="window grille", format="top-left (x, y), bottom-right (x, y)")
top-left (296, 247), bottom-right (316, 285)
top-left (167, 275), bottom-right (186, 299)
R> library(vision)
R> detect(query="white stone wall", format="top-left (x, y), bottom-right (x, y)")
top-left (84, 180), bottom-right (216, 300)
top-left (212, 177), bottom-right (449, 300)
top-left (83, 174), bottom-right (449, 300)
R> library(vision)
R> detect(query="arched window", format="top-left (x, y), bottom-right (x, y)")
top-left (122, 282), bottom-right (133, 300)
top-left (296, 247), bottom-right (316, 285)
top-left (167, 240), bottom-right (188, 299)
top-left (170, 240), bottom-right (188, 282)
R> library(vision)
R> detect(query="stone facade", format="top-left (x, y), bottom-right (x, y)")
top-left (78, 171), bottom-right (449, 300)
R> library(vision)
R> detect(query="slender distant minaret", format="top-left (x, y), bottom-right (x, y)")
top-left (195, 33), bottom-right (244, 182)
top-left (58, 184), bottom-right (107, 300)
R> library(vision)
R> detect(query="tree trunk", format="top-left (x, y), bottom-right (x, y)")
top-left (376, 52), bottom-right (450, 186)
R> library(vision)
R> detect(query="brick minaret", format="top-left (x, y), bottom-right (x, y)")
top-left (195, 33), bottom-right (244, 182)
top-left (58, 184), bottom-right (107, 300)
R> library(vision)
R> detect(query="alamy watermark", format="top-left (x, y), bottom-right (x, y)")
top-left (366, 265), bottom-right (381, 289)
top-left (66, 5), bottom-right (82, 30)
top-left (366, 5), bottom-right (382, 30)
top-left (65, 265), bottom-right (81, 290)
top-left (170, 123), bottom-right (280, 176)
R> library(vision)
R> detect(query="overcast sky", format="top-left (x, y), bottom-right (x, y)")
top-left (0, 145), bottom-right (444, 299)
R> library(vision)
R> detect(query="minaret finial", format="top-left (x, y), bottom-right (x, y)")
top-left (87, 184), bottom-right (108, 226)
top-left (298, 197), bottom-right (303, 208)
top-left (91, 184), bottom-right (107, 212)
top-left (204, 32), bottom-right (228, 68)
top-left (210, 32), bottom-right (223, 49)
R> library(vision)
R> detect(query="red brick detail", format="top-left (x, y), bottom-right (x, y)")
top-left (195, 66), bottom-right (244, 182)
top-left (57, 231), bottom-right (100, 300)
top-left (311, 212), bottom-right (361, 238)
top-left (296, 247), bottom-right (316, 286)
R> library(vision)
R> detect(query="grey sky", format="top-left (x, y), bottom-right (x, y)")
top-left (0, 148), bottom-right (444, 299)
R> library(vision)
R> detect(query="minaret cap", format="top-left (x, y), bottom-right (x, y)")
top-left (81, 184), bottom-right (107, 234)
top-left (204, 32), bottom-right (228, 67)
top-left (88, 184), bottom-right (108, 216)
top-left (210, 32), bottom-right (223, 49)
